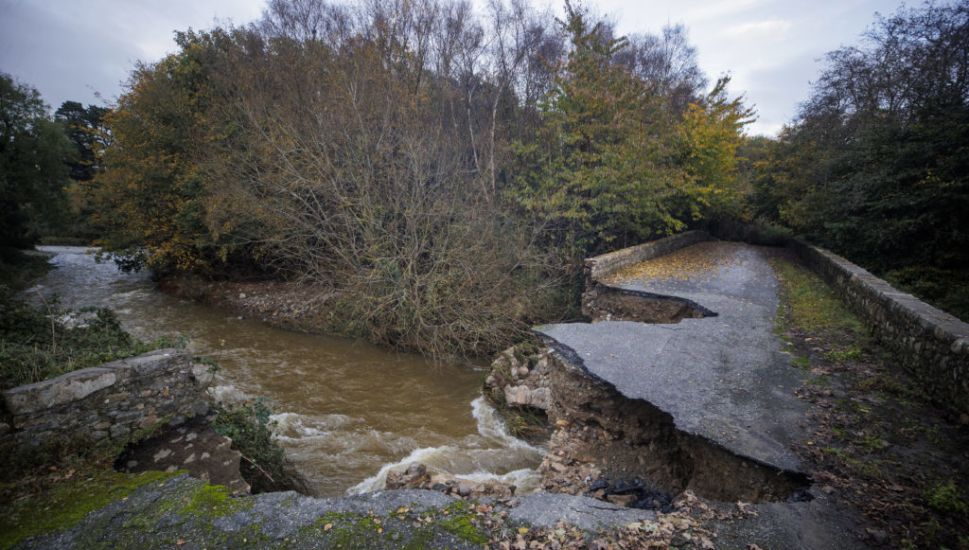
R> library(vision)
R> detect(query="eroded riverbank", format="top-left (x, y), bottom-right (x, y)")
top-left (25, 247), bottom-right (542, 496)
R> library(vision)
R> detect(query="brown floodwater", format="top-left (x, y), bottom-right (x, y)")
top-left (29, 246), bottom-right (542, 496)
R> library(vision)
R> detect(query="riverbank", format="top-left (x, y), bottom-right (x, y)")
top-left (0, 248), bottom-right (53, 291)
top-left (10, 246), bottom-right (541, 499)
top-left (157, 275), bottom-right (350, 337)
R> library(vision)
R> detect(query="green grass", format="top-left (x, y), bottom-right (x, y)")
top-left (826, 346), bottom-right (863, 363)
top-left (770, 256), bottom-right (865, 337)
top-left (0, 470), bottom-right (178, 549)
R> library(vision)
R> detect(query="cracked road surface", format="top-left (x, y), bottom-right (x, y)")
top-left (537, 241), bottom-right (807, 474)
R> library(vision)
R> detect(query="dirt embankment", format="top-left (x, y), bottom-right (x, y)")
top-left (484, 344), bottom-right (807, 505)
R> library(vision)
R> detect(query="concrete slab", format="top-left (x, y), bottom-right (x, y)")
top-left (537, 241), bottom-right (807, 473)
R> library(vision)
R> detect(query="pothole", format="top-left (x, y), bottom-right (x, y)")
top-left (583, 284), bottom-right (716, 323)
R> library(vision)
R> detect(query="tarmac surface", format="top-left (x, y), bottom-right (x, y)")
top-left (537, 241), bottom-right (808, 473)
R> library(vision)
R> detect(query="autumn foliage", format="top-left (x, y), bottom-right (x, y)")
top-left (83, 0), bottom-right (753, 355)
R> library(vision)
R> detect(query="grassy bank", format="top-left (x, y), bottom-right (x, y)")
top-left (770, 252), bottom-right (969, 548)
top-left (0, 286), bottom-right (176, 390)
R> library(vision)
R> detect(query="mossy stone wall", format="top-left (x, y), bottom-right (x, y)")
top-left (789, 240), bottom-right (969, 414)
top-left (1, 349), bottom-right (212, 458)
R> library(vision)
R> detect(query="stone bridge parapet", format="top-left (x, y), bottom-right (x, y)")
top-left (788, 240), bottom-right (969, 414)
top-left (1, 349), bottom-right (212, 458)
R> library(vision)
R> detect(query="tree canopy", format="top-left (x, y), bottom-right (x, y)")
top-left (0, 74), bottom-right (74, 248)
top-left (74, 0), bottom-right (753, 354)
top-left (748, 0), bottom-right (969, 318)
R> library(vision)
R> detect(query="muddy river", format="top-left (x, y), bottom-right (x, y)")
top-left (29, 246), bottom-right (542, 496)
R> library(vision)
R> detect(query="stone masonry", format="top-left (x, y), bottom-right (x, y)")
top-left (583, 230), bottom-right (710, 282)
top-left (1, 349), bottom-right (213, 457)
top-left (788, 239), bottom-right (969, 414)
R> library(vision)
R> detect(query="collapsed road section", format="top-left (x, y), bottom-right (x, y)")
top-left (488, 237), bottom-right (818, 503)
top-left (478, 235), bottom-right (881, 547)
top-left (540, 239), bottom-right (809, 487)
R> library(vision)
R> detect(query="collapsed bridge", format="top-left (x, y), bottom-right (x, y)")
top-left (538, 232), bottom-right (809, 499)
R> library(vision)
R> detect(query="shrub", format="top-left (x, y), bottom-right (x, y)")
top-left (211, 399), bottom-right (290, 493)
top-left (0, 287), bottom-right (172, 389)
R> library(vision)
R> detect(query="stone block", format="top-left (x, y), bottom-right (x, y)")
top-left (3, 368), bottom-right (117, 415)
top-left (1, 349), bottom-right (204, 457)
top-left (110, 424), bottom-right (131, 439)
top-left (191, 363), bottom-right (215, 386)
top-left (119, 348), bottom-right (182, 376)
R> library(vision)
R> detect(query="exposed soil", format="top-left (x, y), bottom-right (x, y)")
top-left (538, 350), bottom-right (810, 503)
top-left (484, 342), bottom-right (810, 505)
top-left (582, 285), bottom-right (714, 323)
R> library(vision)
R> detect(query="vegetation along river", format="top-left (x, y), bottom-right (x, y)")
top-left (28, 246), bottom-right (542, 496)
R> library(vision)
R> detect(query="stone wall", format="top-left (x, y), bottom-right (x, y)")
top-left (584, 228), bottom-right (969, 414)
top-left (788, 240), bottom-right (969, 414)
top-left (1, 349), bottom-right (213, 458)
top-left (583, 230), bottom-right (710, 282)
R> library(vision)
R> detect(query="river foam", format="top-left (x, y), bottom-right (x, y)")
top-left (347, 397), bottom-right (542, 494)
top-left (33, 246), bottom-right (541, 497)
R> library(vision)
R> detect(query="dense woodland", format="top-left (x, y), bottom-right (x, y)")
top-left (2, 0), bottom-right (967, 355)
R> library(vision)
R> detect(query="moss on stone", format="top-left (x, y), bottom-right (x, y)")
top-left (925, 479), bottom-right (969, 517)
top-left (439, 513), bottom-right (488, 544)
top-left (180, 483), bottom-right (251, 518)
top-left (0, 469), bottom-right (178, 549)
top-left (305, 511), bottom-right (388, 549)
top-left (126, 414), bottom-right (175, 448)
top-left (294, 503), bottom-right (490, 549)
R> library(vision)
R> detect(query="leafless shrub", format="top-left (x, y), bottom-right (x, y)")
top-left (203, 1), bottom-right (568, 356)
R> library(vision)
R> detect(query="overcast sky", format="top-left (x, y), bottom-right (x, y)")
top-left (0, 0), bottom-right (905, 136)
